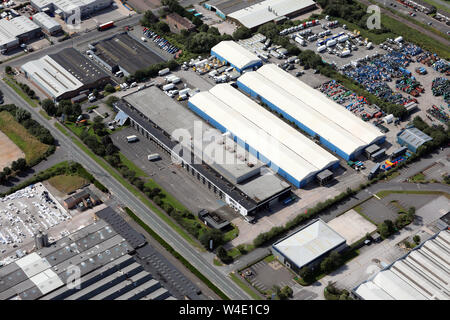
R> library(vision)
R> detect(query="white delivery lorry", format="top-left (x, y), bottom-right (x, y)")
top-left (127, 135), bottom-right (138, 143)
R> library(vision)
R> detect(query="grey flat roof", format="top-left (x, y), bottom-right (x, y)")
top-left (94, 33), bottom-right (165, 75)
top-left (365, 144), bottom-right (380, 155)
top-left (206, 0), bottom-right (265, 15)
top-left (123, 87), bottom-right (290, 205)
top-left (273, 219), bottom-right (346, 269)
top-left (316, 169), bottom-right (333, 180)
top-left (49, 48), bottom-right (109, 85)
top-left (398, 128), bottom-right (432, 150)
top-left (238, 167), bottom-right (290, 203)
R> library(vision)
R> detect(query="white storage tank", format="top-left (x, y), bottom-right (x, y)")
top-left (394, 36), bottom-right (403, 43)
top-left (158, 68), bottom-right (170, 76)
top-left (383, 114), bottom-right (394, 124)
top-left (338, 35), bottom-right (349, 43)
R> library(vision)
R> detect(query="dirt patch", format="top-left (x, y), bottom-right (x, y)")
top-left (0, 130), bottom-right (24, 171)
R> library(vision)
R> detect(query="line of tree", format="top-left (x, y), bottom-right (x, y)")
top-left (41, 99), bottom-right (82, 122)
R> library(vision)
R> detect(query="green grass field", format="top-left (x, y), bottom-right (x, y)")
top-left (229, 272), bottom-right (261, 300)
top-left (48, 174), bottom-right (89, 193)
top-left (0, 111), bottom-right (49, 164)
top-left (119, 153), bottom-right (148, 178)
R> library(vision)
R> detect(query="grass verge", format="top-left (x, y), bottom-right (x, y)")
top-left (229, 272), bottom-right (261, 300)
top-left (124, 207), bottom-right (229, 300)
top-left (39, 110), bottom-right (51, 120)
top-left (48, 174), bottom-right (89, 193)
top-left (0, 111), bottom-right (49, 163)
top-left (119, 152), bottom-right (148, 177)
top-left (54, 122), bottom-right (203, 249)
top-left (376, 190), bottom-right (450, 198)
top-left (3, 77), bottom-right (39, 108)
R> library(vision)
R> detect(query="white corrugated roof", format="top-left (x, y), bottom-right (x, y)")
top-left (22, 55), bottom-right (84, 99)
top-left (32, 12), bottom-right (61, 31)
top-left (355, 230), bottom-right (450, 300)
top-left (209, 84), bottom-right (338, 171)
top-left (257, 64), bottom-right (385, 146)
top-left (238, 70), bottom-right (367, 157)
top-left (211, 41), bottom-right (261, 70)
top-left (189, 91), bottom-right (320, 184)
top-left (228, 0), bottom-right (316, 29)
top-left (273, 219), bottom-right (346, 268)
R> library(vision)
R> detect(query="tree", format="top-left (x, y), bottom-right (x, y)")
top-left (42, 99), bottom-right (57, 116)
top-left (233, 26), bottom-right (252, 40)
top-left (3, 167), bottom-right (11, 176)
top-left (15, 108), bottom-right (31, 122)
top-left (413, 235), bottom-right (421, 245)
top-left (299, 266), bottom-right (314, 282)
top-left (216, 245), bottom-right (232, 264)
top-left (105, 96), bottom-right (119, 107)
top-left (104, 84), bottom-right (115, 93)
top-left (5, 65), bottom-right (12, 75)
top-left (199, 228), bottom-right (224, 250)
top-left (11, 158), bottom-right (27, 172)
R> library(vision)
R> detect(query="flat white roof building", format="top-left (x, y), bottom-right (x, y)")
top-left (31, 0), bottom-right (112, 18)
top-left (0, 16), bottom-right (41, 49)
top-left (209, 83), bottom-right (339, 171)
top-left (22, 56), bottom-right (84, 100)
top-left (228, 0), bottom-right (317, 29)
top-left (272, 219), bottom-right (347, 271)
top-left (257, 64), bottom-right (385, 147)
top-left (32, 12), bottom-right (62, 34)
top-left (237, 64), bottom-right (386, 160)
top-left (211, 41), bottom-right (262, 72)
top-left (354, 230), bottom-right (450, 300)
top-left (189, 90), bottom-right (332, 187)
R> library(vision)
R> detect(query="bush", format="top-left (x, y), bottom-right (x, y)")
top-left (104, 84), bottom-right (115, 93)
top-left (216, 245), bottom-right (233, 264)
top-left (413, 235), bottom-right (421, 245)
top-left (199, 228), bottom-right (224, 250)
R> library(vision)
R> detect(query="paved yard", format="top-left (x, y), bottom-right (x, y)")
top-left (242, 259), bottom-right (296, 295)
top-left (360, 198), bottom-right (397, 224)
top-left (327, 209), bottom-right (377, 245)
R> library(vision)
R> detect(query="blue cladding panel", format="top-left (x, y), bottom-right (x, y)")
top-left (237, 80), bottom-right (356, 160)
top-left (188, 100), bottom-right (303, 188)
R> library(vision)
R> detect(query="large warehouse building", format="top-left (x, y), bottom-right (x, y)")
top-left (272, 219), bottom-right (347, 273)
top-left (188, 83), bottom-right (339, 188)
top-left (353, 230), bottom-right (450, 300)
top-left (204, 0), bottom-right (317, 28)
top-left (0, 16), bottom-right (42, 51)
top-left (237, 64), bottom-right (385, 160)
top-left (210, 41), bottom-right (262, 73)
top-left (92, 33), bottom-right (165, 76)
top-left (31, 0), bottom-right (113, 19)
top-left (32, 12), bottom-right (62, 35)
top-left (228, 0), bottom-right (317, 29)
top-left (21, 48), bottom-right (110, 101)
top-left (116, 86), bottom-right (292, 217)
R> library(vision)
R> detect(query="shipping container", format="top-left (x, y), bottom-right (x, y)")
top-left (326, 39), bottom-right (337, 47)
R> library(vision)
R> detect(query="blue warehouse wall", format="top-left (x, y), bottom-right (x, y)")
top-left (211, 50), bottom-right (262, 73)
top-left (188, 100), bottom-right (305, 188)
top-left (237, 80), bottom-right (354, 160)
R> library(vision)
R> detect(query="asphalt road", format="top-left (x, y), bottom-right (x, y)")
top-left (372, 0), bottom-right (450, 36)
top-left (0, 80), bottom-right (250, 300)
top-left (358, 0), bottom-right (450, 47)
top-left (5, 14), bottom-right (143, 69)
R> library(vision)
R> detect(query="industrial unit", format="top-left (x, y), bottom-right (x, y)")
top-left (272, 219), bottom-right (347, 273)
top-left (113, 97), bottom-right (290, 217)
top-left (91, 33), bottom-right (165, 76)
top-left (210, 41), bottom-right (262, 73)
top-left (0, 207), bottom-right (201, 300)
top-left (166, 12), bottom-right (196, 33)
top-left (237, 64), bottom-right (385, 160)
top-left (21, 48), bottom-right (110, 101)
top-left (228, 0), bottom-right (317, 29)
top-left (204, 0), bottom-right (317, 29)
top-left (32, 12), bottom-right (62, 35)
top-left (397, 127), bottom-right (433, 153)
top-left (0, 16), bottom-right (41, 51)
top-left (31, 0), bottom-right (113, 20)
top-left (192, 83), bottom-right (339, 187)
top-left (353, 230), bottom-right (450, 300)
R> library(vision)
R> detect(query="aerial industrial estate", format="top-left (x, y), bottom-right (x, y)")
top-left (0, 0), bottom-right (448, 305)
